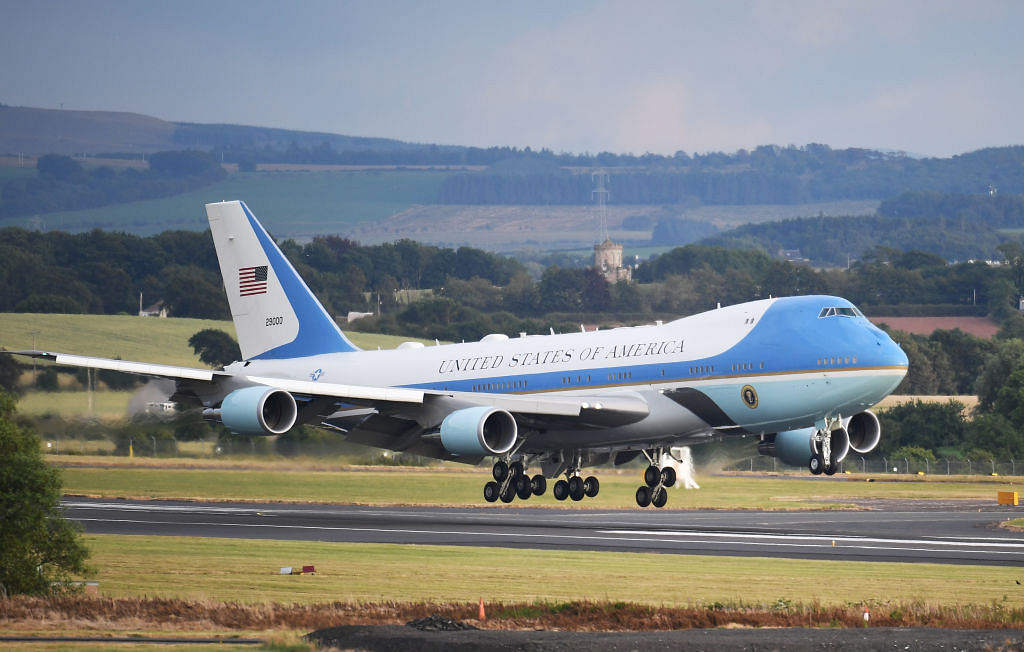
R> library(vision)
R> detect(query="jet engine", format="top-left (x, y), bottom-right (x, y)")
top-left (440, 406), bottom-right (517, 456)
top-left (758, 410), bottom-right (881, 467)
top-left (844, 410), bottom-right (881, 454)
top-left (758, 426), bottom-right (851, 468)
top-left (218, 386), bottom-right (298, 436)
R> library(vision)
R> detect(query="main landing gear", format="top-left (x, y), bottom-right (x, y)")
top-left (635, 448), bottom-right (676, 508)
top-left (808, 423), bottom-right (841, 477)
top-left (483, 460), bottom-right (547, 503)
top-left (552, 472), bottom-right (600, 502)
top-left (483, 457), bottom-right (600, 503)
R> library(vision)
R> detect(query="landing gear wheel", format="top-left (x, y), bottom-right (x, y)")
top-left (515, 475), bottom-right (533, 499)
top-left (510, 460), bottom-right (525, 478)
top-left (483, 481), bottom-right (500, 503)
top-left (661, 466), bottom-right (677, 488)
top-left (824, 456), bottom-right (839, 476)
top-left (809, 454), bottom-right (824, 476)
top-left (492, 460), bottom-right (509, 482)
top-left (644, 465), bottom-right (661, 488)
top-left (499, 482), bottom-right (516, 503)
top-left (635, 485), bottom-right (652, 507)
top-left (652, 488), bottom-right (668, 508)
top-left (553, 479), bottom-right (570, 501)
top-left (583, 476), bottom-right (600, 498)
top-left (531, 474), bottom-right (547, 496)
top-left (568, 476), bottom-right (585, 501)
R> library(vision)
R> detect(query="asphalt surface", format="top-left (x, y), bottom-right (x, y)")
top-left (63, 496), bottom-right (1024, 566)
top-left (307, 625), bottom-right (1024, 651)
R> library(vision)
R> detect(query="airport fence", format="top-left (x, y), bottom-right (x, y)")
top-left (736, 455), bottom-right (1017, 477)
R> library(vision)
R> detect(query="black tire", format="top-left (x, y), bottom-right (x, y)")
top-left (553, 479), bottom-right (570, 501)
top-left (510, 460), bottom-right (525, 478)
top-left (661, 466), bottom-right (677, 488)
top-left (583, 476), bottom-right (600, 498)
top-left (531, 474), bottom-right (547, 496)
top-left (493, 460), bottom-right (509, 482)
top-left (568, 476), bottom-right (585, 501)
top-left (652, 488), bottom-right (668, 508)
top-left (644, 465), bottom-right (661, 487)
top-left (500, 482), bottom-right (516, 503)
top-left (483, 481), bottom-right (500, 503)
top-left (635, 485), bottom-right (652, 508)
top-left (809, 454), bottom-right (824, 475)
top-left (515, 474), bottom-right (532, 499)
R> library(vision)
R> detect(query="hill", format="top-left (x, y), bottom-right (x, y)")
top-left (0, 105), bottom-right (430, 157)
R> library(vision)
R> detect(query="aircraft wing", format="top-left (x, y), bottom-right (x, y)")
top-left (5, 350), bottom-right (220, 382)
top-left (6, 349), bottom-right (651, 429)
top-left (247, 375), bottom-right (650, 426)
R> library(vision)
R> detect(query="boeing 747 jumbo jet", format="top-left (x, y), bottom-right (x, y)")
top-left (10, 201), bottom-right (908, 508)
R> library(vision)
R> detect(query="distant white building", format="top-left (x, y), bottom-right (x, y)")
top-left (139, 300), bottom-right (168, 318)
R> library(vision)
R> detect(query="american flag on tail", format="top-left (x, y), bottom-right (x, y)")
top-left (239, 265), bottom-right (268, 296)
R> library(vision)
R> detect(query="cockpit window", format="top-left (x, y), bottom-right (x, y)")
top-left (818, 306), bottom-right (864, 318)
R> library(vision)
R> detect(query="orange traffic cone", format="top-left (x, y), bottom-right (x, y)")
top-left (478, 597), bottom-right (486, 621)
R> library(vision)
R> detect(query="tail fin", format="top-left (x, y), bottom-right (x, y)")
top-left (206, 200), bottom-right (359, 360)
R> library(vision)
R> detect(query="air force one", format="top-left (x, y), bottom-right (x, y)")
top-left (11, 201), bottom-right (908, 507)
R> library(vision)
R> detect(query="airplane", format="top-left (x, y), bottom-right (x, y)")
top-left (9, 200), bottom-right (909, 508)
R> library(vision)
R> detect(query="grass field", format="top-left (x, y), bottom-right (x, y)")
top-left (76, 533), bottom-right (1024, 608)
top-left (18, 170), bottom-right (451, 237)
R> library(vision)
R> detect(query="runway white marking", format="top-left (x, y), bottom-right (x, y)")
top-left (600, 529), bottom-right (1024, 550)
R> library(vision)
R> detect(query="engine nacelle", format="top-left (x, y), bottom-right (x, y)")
top-left (758, 426), bottom-right (851, 467)
top-left (844, 410), bottom-right (881, 454)
top-left (220, 386), bottom-right (298, 436)
top-left (440, 406), bottom-right (517, 456)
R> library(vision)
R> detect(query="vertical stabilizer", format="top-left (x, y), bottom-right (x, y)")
top-left (206, 201), bottom-right (359, 360)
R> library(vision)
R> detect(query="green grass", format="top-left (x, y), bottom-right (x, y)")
top-left (0, 314), bottom-right (238, 366)
top-left (80, 533), bottom-right (1024, 608)
top-left (57, 464), bottom-right (1024, 510)
top-left (21, 170), bottom-right (451, 237)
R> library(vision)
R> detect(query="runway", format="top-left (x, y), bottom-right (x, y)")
top-left (63, 497), bottom-right (1024, 566)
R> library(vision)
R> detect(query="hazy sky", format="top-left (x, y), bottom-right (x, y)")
top-left (3, 0), bottom-right (1022, 157)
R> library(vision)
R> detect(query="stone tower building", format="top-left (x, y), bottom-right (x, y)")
top-left (594, 239), bottom-right (632, 283)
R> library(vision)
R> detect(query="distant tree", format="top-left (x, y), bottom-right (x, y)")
top-left (147, 150), bottom-right (225, 180)
top-left (36, 154), bottom-right (84, 182)
top-left (0, 391), bottom-right (91, 596)
top-left (0, 355), bottom-right (21, 395)
top-left (188, 329), bottom-right (241, 368)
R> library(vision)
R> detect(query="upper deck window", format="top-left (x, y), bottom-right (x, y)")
top-left (818, 306), bottom-right (864, 318)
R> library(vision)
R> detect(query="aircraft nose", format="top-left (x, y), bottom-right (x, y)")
top-left (880, 334), bottom-right (909, 370)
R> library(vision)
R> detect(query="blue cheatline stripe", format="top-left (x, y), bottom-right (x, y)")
top-left (240, 203), bottom-right (360, 359)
